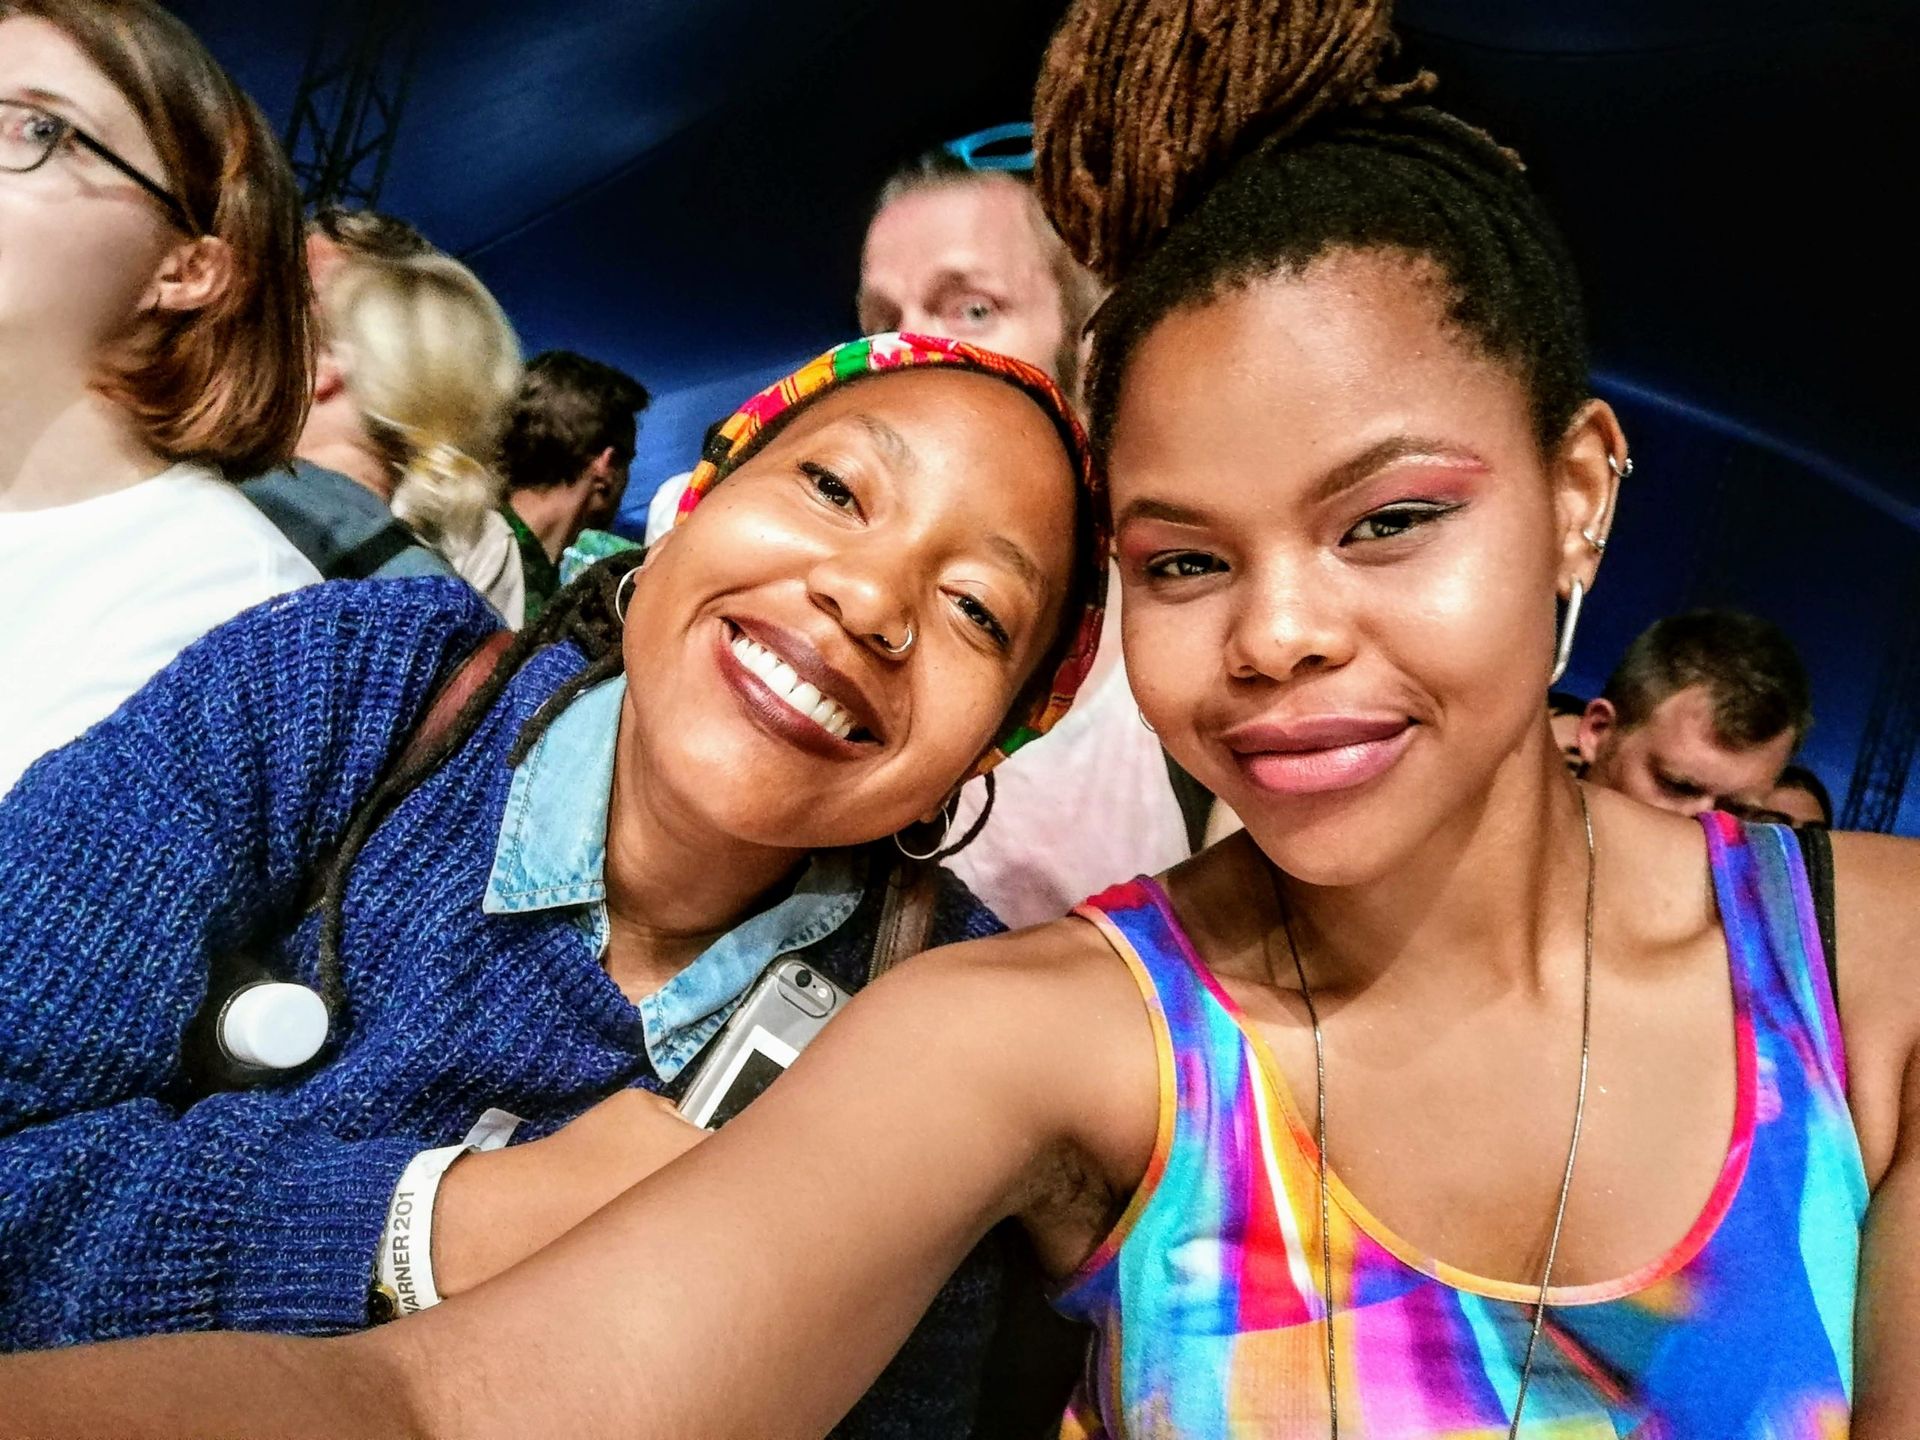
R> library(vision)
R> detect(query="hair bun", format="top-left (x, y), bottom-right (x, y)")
top-left (1035, 0), bottom-right (1435, 284)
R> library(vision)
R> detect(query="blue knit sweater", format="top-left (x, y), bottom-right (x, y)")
top-left (0, 579), bottom-right (1009, 1438)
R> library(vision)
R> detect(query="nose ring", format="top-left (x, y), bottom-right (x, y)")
top-left (875, 624), bottom-right (914, 657)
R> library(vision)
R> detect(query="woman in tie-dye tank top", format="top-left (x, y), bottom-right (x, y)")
top-left (4, 1), bottom-right (1916, 1437)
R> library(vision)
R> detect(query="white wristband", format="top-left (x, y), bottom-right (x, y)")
top-left (377, 1108), bottom-right (520, 1315)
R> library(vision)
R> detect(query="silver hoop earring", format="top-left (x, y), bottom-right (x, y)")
top-left (1608, 453), bottom-right (1634, 479)
top-left (1138, 708), bottom-right (1156, 734)
top-left (614, 568), bottom-right (640, 624)
top-left (1582, 529), bottom-right (1608, 556)
top-left (874, 624), bottom-right (914, 657)
top-left (1549, 577), bottom-right (1586, 687)
top-left (893, 797), bottom-right (957, 862)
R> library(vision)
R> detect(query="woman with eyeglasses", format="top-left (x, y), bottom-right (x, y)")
top-left (0, 0), bottom-right (316, 797)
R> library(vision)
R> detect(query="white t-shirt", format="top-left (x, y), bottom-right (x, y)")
top-left (0, 463), bottom-right (320, 797)
top-left (644, 471), bottom-right (693, 547)
top-left (944, 598), bottom-right (1194, 928)
top-left (433, 508), bottom-right (525, 629)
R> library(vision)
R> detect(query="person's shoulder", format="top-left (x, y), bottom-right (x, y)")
top-left (892, 908), bottom-right (1142, 1044)
top-left (304, 575), bottom-right (502, 634)
top-left (372, 544), bottom-right (459, 582)
top-left (644, 472), bottom-right (693, 547)
top-left (1829, 829), bottom-right (1920, 1001)
top-left (875, 914), bottom-right (1163, 1200)
top-left (155, 465), bottom-right (319, 558)
top-left (1822, 829), bottom-right (1920, 1184)
top-left (182, 576), bottom-right (500, 676)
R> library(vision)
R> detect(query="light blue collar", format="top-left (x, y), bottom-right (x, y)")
top-left (483, 675), bottom-right (862, 1079)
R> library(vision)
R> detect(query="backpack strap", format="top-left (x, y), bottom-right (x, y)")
top-left (386, 629), bottom-right (517, 790)
top-left (329, 520), bottom-right (423, 581)
top-left (179, 629), bottom-right (518, 1102)
top-left (866, 858), bottom-right (941, 984)
top-left (1793, 824), bottom-right (1840, 1005)
top-left (288, 628), bottom-right (513, 912)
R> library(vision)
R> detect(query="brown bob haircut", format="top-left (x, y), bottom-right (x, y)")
top-left (2, 0), bottom-right (312, 477)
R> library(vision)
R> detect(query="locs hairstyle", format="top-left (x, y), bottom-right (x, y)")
top-left (1033, 0), bottom-right (1591, 461)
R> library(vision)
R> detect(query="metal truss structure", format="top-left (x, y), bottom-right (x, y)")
top-left (284, 0), bottom-right (432, 210)
top-left (1843, 567), bottom-right (1920, 832)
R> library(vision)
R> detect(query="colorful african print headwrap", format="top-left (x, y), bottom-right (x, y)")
top-left (675, 332), bottom-right (1108, 776)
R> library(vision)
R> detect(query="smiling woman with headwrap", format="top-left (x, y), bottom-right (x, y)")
top-left (0, 333), bottom-right (1106, 1440)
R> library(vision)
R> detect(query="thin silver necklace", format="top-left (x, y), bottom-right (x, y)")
top-left (1270, 788), bottom-right (1596, 1439)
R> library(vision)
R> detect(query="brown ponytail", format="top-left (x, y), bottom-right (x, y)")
top-left (1034, 0), bottom-right (1434, 284)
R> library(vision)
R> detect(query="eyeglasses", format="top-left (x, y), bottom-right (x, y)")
top-left (0, 98), bottom-right (199, 235)
top-left (942, 122), bottom-right (1035, 174)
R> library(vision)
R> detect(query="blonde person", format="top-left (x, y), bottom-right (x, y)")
top-left (248, 250), bottom-right (526, 619)
top-left (243, 213), bottom-right (459, 587)
top-left (0, 0), bottom-right (317, 796)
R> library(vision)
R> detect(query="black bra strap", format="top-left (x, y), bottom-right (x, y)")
top-left (1793, 824), bottom-right (1839, 1006)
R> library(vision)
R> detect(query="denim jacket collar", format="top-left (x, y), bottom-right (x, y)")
top-left (482, 675), bottom-right (862, 1078)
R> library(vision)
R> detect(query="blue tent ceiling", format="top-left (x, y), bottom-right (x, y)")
top-left (139, 1), bottom-right (1920, 828)
top-left (170, 0), bottom-right (1914, 511)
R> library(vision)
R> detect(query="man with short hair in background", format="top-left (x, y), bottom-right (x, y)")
top-left (856, 126), bottom-right (1104, 400)
top-left (500, 351), bottom-right (650, 624)
top-left (1578, 610), bottom-right (1813, 816)
top-left (855, 127), bottom-right (1199, 931)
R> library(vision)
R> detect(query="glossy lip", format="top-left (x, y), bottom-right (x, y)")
top-left (716, 618), bottom-right (884, 761)
top-left (1221, 713), bottom-right (1417, 798)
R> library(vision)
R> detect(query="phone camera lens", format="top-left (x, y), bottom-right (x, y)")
top-left (791, 967), bottom-right (814, 989)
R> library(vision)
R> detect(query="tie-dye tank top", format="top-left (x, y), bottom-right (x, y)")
top-left (1053, 814), bottom-right (1866, 1438)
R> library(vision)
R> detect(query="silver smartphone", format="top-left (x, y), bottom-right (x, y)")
top-left (676, 958), bottom-right (852, 1129)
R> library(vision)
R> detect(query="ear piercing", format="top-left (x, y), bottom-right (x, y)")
top-left (1583, 453), bottom-right (1632, 555)
top-left (1550, 577), bottom-right (1586, 686)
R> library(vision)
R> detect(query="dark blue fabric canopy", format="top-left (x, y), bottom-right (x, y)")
top-left (168, 0), bottom-right (1920, 830)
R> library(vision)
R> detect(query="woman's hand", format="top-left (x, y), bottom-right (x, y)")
top-left (432, 1087), bottom-right (705, 1298)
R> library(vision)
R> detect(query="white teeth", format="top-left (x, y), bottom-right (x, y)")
top-left (811, 698), bottom-right (851, 739)
top-left (728, 632), bottom-right (859, 740)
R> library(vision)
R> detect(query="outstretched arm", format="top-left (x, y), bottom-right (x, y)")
top-left (0, 924), bottom-right (1158, 1440)
top-left (1831, 831), bottom-right (1920, 1436)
